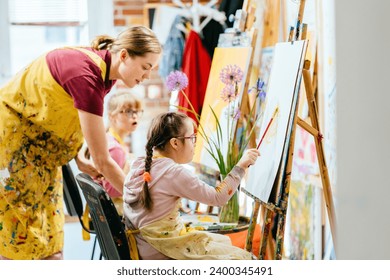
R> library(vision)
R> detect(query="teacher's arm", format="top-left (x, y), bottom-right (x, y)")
top-left (77, 109), bottom-right (125, 194)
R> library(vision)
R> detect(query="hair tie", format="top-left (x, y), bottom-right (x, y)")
top-left (98, 42), bottom-right (107, 49)
top-left (143, 171), bottom-right (152, 183)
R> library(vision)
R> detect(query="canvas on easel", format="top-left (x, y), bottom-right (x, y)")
top-left (244, 53), bottom-right (337, 261)
top-left (241, 0), bottom-right (337, 261)
top-left (244, 40), bottom-right (308, 202)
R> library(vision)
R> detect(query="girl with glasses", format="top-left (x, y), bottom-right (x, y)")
top-left (123, 112), bottom-right (260, 260)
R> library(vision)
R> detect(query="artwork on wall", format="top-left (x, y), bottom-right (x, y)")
top-left (192, 47), bottom-right (252, 170)
top-left (244, 40), bottom-right (307, 202)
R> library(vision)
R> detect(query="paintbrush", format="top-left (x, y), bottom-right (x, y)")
top-left (256, 107), bottom-right (279, 149)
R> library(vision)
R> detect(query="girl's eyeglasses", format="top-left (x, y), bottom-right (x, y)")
top-left (119, 109), bottom-right (144, 118)
top-left (175, 134), bottom-right (197, 144)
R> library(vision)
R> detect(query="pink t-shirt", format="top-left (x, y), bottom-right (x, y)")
top-left (102, 133), bottom-right (127, 197)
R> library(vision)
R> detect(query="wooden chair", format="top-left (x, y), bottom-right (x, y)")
top-left (75, 173), bottom-right (131, 260)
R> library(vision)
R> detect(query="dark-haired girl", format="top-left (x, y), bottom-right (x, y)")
top-left (123, 112), bottom-right (260, 260)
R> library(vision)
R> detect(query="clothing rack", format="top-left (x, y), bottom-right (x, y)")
top-left (173, 0), bottom-right (226, 33)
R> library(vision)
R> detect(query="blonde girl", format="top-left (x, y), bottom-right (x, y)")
top-left (81, 91), bottom-right (143, 215)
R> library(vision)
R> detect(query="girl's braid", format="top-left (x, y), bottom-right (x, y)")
top-left (142, 142), bottom-right (154, 210)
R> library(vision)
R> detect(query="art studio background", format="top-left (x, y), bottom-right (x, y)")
top-left (0, 0), bottom-right (389, 260)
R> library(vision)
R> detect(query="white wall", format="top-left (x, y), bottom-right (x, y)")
top-left (336, 0), bottom-right (390, 259)
top-left (0, 0), bottom-right (11, 84)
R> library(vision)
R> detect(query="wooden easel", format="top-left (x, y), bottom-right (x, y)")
top-left (243, 0), bottom-right (337, 260)
top-left (242, 0), bottom-right (283, 259)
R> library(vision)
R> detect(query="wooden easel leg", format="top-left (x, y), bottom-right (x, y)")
top-left (266, 228), bottom-right (275, 259)
top-left (302, 64), bottom-right (337, 249)
top-left (245, 200), bottom-right (260, 253)
top-left (258, 208), bottom-right (273, 259)
top-left (274, 120), bottom-right (298, 259)
top-left (274, 213), bottom-right (285, 260)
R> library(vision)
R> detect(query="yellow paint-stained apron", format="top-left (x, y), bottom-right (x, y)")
top-left (139, 203), bottom-right (253, 260)
top-left (0, 47), bottom-right (106, 259)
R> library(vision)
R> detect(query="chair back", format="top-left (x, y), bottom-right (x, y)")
top-left (62, 163), bottom-right (84, 217)
top-left (75, 173), bottom-right (130, 260)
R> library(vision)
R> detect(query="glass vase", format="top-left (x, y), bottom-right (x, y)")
top-left (218, 173), bottom-right (240, 224)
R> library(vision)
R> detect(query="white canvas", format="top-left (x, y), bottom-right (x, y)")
top-left (244, 40), bottom-right (307, 202)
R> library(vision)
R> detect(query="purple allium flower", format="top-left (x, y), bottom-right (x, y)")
top-left (220, 84), bottom-right (237, 102)
top-left (166, 70), bottom-right (188, 91)
top-left (219, 64), bottom-right (244, 85)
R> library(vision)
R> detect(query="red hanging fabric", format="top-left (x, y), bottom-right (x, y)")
top-left (179, 30), bottom-right (211, 124)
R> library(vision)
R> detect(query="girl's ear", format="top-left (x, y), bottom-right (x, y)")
top-left (169, 137), bottom-right (179, 150)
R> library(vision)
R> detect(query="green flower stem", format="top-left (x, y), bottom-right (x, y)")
top-left (219, 190), bottom-right (240, 224)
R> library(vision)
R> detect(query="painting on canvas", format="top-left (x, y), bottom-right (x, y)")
top-left (244, 40), bottom-right (307, 202)
top-left (193, 47), bottom-right (252, 170)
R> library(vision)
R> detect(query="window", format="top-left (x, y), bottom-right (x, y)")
top-left (9, 0), bottom-right (87, 25)
top-left (1, 0), bottom-right (113, 85)
top-left (8, 0), bottom-right (88, 74)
